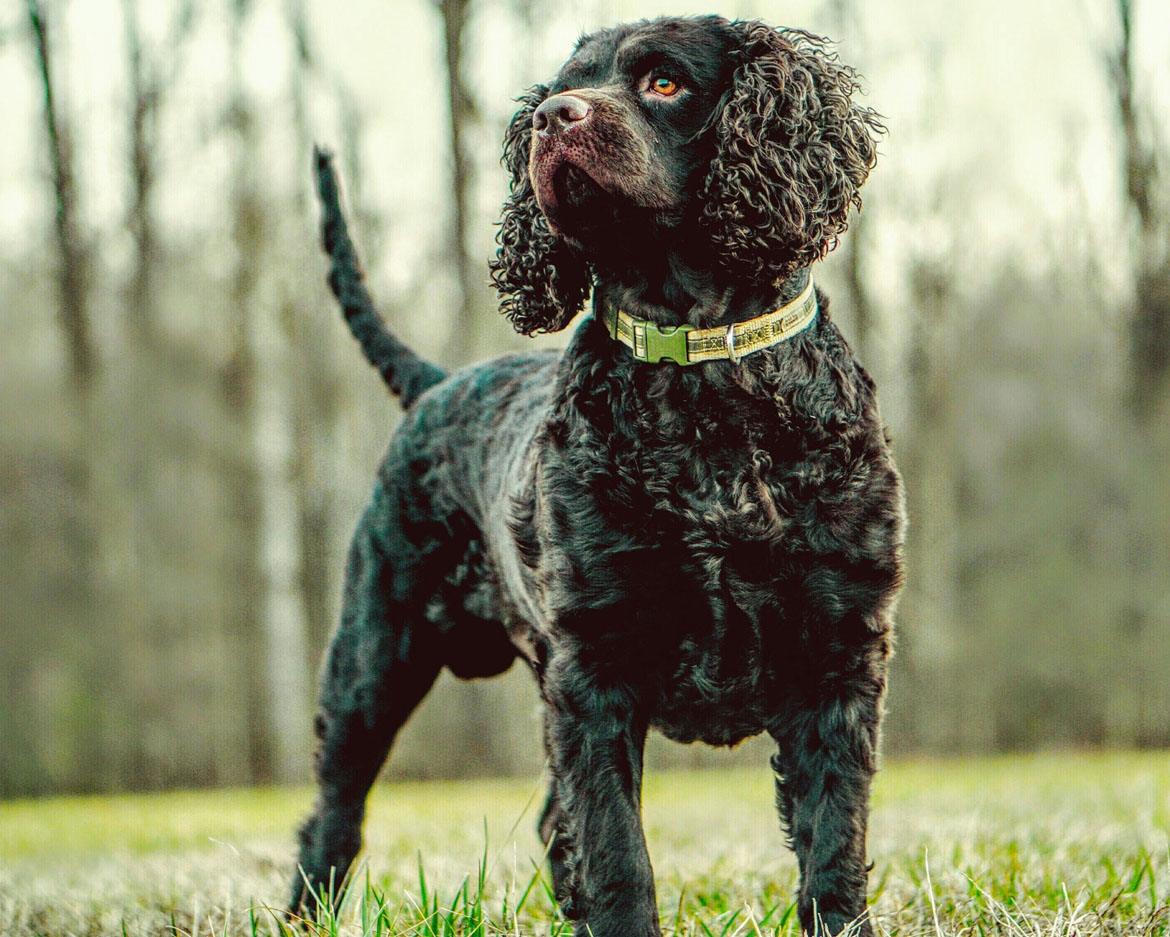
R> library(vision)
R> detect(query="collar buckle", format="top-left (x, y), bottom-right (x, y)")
top-left (636, 320), bottom-right (694, 365)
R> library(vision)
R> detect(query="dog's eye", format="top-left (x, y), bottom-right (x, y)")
top-left (648, 75), bottom-right (681, 97)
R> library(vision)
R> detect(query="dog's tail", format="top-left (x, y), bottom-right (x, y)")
top-left (313, 146), bottom-right (446, 407)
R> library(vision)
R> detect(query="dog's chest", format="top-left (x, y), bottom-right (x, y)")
top-left (638, 462), bottom-right (897, 745)
top-left (629, 478), bottom-right (822, 745)
top-left (533, 332), bottom-right (903, 744)
top-left (587, 392), bottom-right (898, 743)
top-left (648, 570), bottom-right (779, 745)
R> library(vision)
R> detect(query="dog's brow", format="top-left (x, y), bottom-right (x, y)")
top-left (558, 51), bottom-right (610, 89)
top-left (614, 36), bottom-right (678, 76)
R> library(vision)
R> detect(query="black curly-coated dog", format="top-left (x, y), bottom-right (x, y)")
top-left (291, 15), bottom-right (904, 937)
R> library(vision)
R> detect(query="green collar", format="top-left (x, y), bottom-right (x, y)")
top-left (601, 280), bottom-right (818, 366)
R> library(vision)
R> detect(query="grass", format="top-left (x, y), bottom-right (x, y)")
top-left (1, 752), bottom-right (1167, 936)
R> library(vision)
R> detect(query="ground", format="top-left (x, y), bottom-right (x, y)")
top-left (0, 752), bottom-right (1167, 936)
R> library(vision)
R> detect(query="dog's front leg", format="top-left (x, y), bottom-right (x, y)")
top-left (543, 650), bottom-right (660, 937)
top-left (771, 673), bottom-right (885, 937)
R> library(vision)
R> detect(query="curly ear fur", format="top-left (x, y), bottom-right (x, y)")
top-left (490, 85), bottom-right (593, 335)
top-left (699, 23), bottom-right (884, 283)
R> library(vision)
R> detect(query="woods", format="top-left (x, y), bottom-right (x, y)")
top-left (1, 0), bottom-right (1168, 797)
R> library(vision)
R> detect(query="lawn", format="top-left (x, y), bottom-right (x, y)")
top-left (1, 752), bottom-right (1167, 936)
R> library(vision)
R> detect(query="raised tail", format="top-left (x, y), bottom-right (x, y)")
top-left (313, 147), bottom-right (445, 407)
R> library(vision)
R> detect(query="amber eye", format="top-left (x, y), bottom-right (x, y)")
top-left (649, 76), bottom-right (680, 96)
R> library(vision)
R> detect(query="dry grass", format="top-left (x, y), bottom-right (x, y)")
top-left (1, 751), bottom-right (1167, 935)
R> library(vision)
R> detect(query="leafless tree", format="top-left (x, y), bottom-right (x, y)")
top-left (902, 258), bottom-right (966, 751)
top-left (26, 0), bottom-right (93, 393)
top-left (24, 0), bottom-right (118, 788)
top-left (1104, 0), bottom-right (1170, 423)
top-left (284, 0), bottom-right (344, 668)
top-left (218, 0), bottom-right (274, 783)
top-left (436, 0), bottom-right (484, 363)
top-left (220, 0), bottom-right (312, 784)
top-left (114, 4), bottom-right (202, 782)
top-left (825, 0), bottom-right (876, 362)
top-left (121, 0), bottom-right (195, 344)
top-left (1102, 0), bottom-right (1168, 746)
top-left (841, 187), bottom-right (874, 359)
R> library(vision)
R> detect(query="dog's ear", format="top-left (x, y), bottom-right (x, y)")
top-left (489, 85), bottom-right (592, 335)
top-left (699, 23), bottom-right (884, 282)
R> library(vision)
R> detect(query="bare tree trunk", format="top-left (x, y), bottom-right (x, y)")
top-left (902, 264), bottom-right (963, 751)
top-left (842, 207), bottom-right (873, 360)
top-left (1104, 0), bottom-right (1169, 747)
top-left (827, 0), bottom-right (875, 363)
top-left (26, 0), bottom-right (109, 790)
top-left (122, 0), bottom-right (194, 343)
top-left (1107, 0), bottom-right (1170, 422)
top-left (122, 0), bottom-right (156, 344)
top-left (902, 260), bottom-right (993, 752)
top-left (27, 0), bottom-right (93, 392)
top-left (252, 294), bottom-right (313, 783)
top-left (113, 0), bottom-right (201, 789)
top-left (113, 0), bottom-right (158, 792)
top-left (220, 0), bottom-right (273, 784)
top-left (219, 0), bottom-right (313, 784)
top-left (285, 0), bottom-right (343, 675)
top-left (437, 0), bottom-right (481, 364)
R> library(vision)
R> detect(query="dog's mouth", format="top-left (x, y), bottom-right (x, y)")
top-left (529, 128), bottom-right (683, 246)
top-left (531, 149), bottom-right (612, 234)
top-left (556, 163), bottom-right (607, 209)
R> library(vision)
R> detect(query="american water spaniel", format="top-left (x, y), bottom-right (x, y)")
top-left (291, 14), bottom-right (903, 937)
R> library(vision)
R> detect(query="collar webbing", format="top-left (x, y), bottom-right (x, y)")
top-left (602, 280), bottom-right (817, 366)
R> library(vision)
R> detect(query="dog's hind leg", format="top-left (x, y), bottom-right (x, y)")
top-left (537, 781), bottom-right (573, 910)
top-left (290, 486), bottom-right (443, 916)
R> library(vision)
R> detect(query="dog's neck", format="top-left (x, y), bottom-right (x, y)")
top-left (593, 261), bottom-right (812, 330)
top-left (581, 258), bottom-right (860, 436)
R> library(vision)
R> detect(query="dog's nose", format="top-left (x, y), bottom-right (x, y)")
top-left (532, 94), bottom-right (591, 135)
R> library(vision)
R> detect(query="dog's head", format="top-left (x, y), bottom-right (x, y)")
top-left (490, 16), bottom-right (883, 334)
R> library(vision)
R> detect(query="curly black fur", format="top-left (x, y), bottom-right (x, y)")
top-left (698, 25), bottom-right (884, 282)
top-left (292, 16), bottom-right (902, 937)
top-left (489, 86), bottom-right (594, 335)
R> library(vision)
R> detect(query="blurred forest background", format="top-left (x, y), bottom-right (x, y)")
top-left (1, 0), bottom-right (1168, 799)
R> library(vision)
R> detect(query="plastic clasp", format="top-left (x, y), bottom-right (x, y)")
top-left (640, 322), bottom-right (694, 365)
